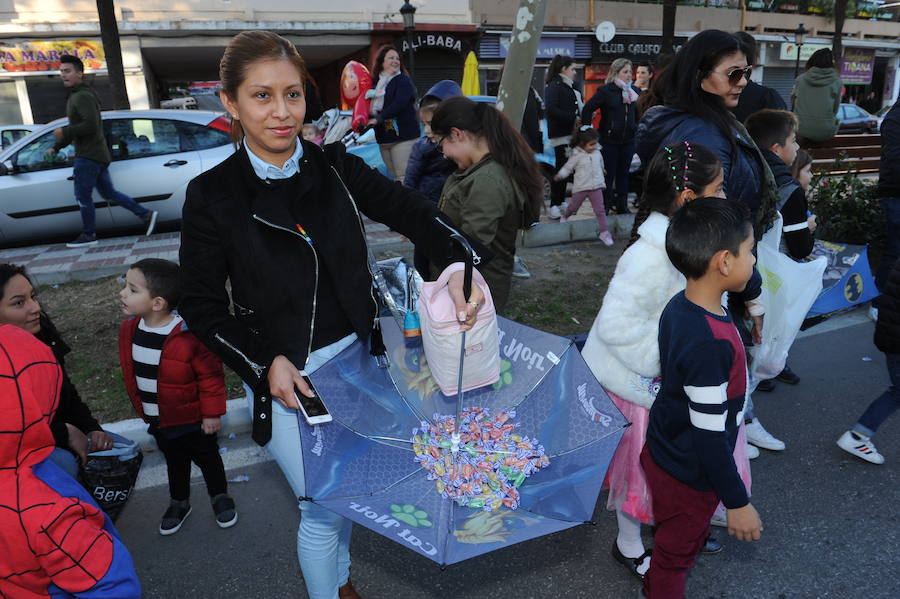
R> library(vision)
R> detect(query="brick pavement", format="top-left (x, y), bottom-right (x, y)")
top-left (0, 205), bottom-right (609, 285)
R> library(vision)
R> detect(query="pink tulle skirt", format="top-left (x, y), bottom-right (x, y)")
top-left (603, 390), bottom-right (753, 524)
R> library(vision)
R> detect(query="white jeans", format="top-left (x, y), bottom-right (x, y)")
top-left (244, 333), bottom-right (357, 599)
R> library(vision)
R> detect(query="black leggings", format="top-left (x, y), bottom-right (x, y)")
top-left (551, 145), bottom-right (570, 207)
top-left (154, 429), bottom-right (227, 501)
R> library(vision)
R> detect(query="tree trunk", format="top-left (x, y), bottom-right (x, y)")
top-left (661, 0), bottom-right (678, 56)
top-left (496, 0), bottom-right (548, 129)
top-left (832, 0), bottom-right (848, 67)
top-left (96, 0), bottom-right (130, 110)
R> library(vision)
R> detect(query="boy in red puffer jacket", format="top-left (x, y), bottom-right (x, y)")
top-left (117, 258), bottom-right (237, 535)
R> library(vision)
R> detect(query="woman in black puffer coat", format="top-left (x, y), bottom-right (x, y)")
top-left (836, 257), bottom-right (900, 465)
top-left (544, 54), bottom-right (581, 217)
top-left (581, 58), bottom-right (641, 214)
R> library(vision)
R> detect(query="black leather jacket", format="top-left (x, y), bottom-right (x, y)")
top-left (178, 140), bottom-right (488, 444)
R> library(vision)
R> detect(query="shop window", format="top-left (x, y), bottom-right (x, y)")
top-left (12, 131), bottom-right (74, 172)
top-left (0, 81), bottom-right (24, 126)
top-left (105, 118), bottom-right (183, 160)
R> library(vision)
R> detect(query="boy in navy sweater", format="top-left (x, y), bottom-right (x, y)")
top-left (641, 197), bottom-right (763, 599)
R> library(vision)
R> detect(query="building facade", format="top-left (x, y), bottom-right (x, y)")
top-left (1, 0), bottom-right (898, 125)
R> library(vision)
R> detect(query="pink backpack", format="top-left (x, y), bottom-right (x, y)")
top-left (417, 263), bottom-right (500, 396)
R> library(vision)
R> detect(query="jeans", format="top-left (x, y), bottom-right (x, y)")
top-left (244, 333), bottom-right (357, 599)
top-left (854, 353), bottom-right (900, 438)
top-left (875, 197), bottom-right (900, 292)
top-left (600, 141), bottom-right (635, 213)
top-left (73, 157), bottom-right (148, 236)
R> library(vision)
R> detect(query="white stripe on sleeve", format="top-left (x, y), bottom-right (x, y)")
top-left (689, 409), bottom-right (727, 432)
top-left (684, 383), bottom-right (728, 404)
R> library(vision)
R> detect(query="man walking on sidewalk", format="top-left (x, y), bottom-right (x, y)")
top-left (48, 55), bottom-right (157, 248)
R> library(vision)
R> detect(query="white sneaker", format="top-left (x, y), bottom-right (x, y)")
top-left (710, 505), bottom-right (728, 528)
top-left (745, 418), bottom-right (785, 451)
top-left (549, 205), bottom-right (562, 219)
top-left (746, 442), bottom-right (760, 459)
top-left (598, 231), bottom-right (614, 246)
top-left (869, 305), bottom-right (879, 321)
top-left (512, 256), bottom-right (531, 279)
top-left (837, 430), bottom-right (885, 464)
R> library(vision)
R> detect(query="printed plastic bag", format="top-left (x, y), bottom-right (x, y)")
top-left (751, 213), bottom-right (826, 382)
top-left (79, 434), bottom-right (143, 522)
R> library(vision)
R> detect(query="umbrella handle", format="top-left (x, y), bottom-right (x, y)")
top-left (449, 233), bottom-right (475, 303)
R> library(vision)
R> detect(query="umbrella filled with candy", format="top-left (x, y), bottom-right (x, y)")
top-left (297, 310), bottom-right (628, 566)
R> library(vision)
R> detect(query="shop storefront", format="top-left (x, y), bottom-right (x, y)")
top-left (760, 39), bottom-right (900, 111)
top-left (587, 34), bottom-right (688, 99)
top-left (394, 31), bottom-right (476, 95)
top-left (477, 31), bottom-right (594, 97)
top-left (0, 39), bottom-right (112, 125)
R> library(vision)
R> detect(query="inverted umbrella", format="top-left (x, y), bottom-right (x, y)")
top-left (462, 51), bottom-right (481, 96)
top-left (298, 315), bottom-right (627, 566)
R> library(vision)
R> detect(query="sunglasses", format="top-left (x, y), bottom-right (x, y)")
top-left (713, 65), bottom-right (753, 86)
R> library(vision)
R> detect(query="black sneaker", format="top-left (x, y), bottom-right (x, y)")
top-left (701, 534), bottom-right (723, 554)
top-left (143, 210), bottom-right (159, 236)
top-left (212, 493), bottom-right (237, 528)
top-left (775, 365), bottom-right (800, 385)
top-left (66, 232), bottom-right (98, 248)
top-left (756, 378), bottom-right (776, 392)
top-left (159, 500), bottom-right (191, 535)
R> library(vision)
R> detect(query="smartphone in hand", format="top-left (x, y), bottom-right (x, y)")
top-left (295, 376), bottom-right (332, 425)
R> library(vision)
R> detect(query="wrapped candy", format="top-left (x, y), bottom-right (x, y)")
top-left (411, 408), bottom-right (549, 512)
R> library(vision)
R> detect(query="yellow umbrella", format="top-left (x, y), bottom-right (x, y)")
top-left (462, 51), bottom-right (480, 96)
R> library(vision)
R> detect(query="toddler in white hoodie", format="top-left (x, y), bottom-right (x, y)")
top-left (554, 126), bottom-right (612, 245)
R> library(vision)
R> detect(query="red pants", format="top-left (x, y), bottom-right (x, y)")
top-left (640, 445), bottom-right (720, 599)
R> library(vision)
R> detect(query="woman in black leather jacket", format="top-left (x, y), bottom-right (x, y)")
top-left (178, 31), bottom-right (486, 599)
top-left (544, 54), bottom-right (581, 218)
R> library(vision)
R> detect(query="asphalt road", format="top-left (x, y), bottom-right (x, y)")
top-left (116, 319), bottom-right (899, 598)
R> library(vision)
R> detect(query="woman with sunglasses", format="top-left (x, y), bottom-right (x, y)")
top-left (635, 29), bottom-right (778, 238)
top-left (635, 29), bottom-right (785, 458)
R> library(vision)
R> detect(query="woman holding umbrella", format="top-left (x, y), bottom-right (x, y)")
top-left (177, 31), bottom-right (486, 599)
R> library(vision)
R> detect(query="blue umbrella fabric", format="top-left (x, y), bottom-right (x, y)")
top-left (298, 316), bottom-right (627, 566)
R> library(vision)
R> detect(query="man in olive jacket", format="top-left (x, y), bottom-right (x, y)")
top-left (49, 55), bottom-right (156, 247)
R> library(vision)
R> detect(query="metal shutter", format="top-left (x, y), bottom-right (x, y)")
top-left (761, 67), bottom-right (797, 107)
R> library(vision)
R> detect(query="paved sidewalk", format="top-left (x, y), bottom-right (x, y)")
top-left (1, 205), bottom-right (625, 285)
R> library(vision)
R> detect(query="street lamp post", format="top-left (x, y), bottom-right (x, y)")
top-left (400, 0), bottom-right (416, 79)
top-left (793, 23), bottom-right (807, 79)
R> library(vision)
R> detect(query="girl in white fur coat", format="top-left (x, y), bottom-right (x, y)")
top-left (582, 142), bottom-right (752, 579)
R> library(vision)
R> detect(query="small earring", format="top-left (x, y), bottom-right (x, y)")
top-left (231, 114), bottom-right (239, 120)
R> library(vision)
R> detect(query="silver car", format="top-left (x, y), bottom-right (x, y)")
top-left (0, 109), bottom-right (233, 246)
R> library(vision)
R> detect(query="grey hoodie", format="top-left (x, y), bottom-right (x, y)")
top-left (791, 67), bottom-right (842, 142)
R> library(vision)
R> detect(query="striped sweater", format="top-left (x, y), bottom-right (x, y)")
top-left (647, 291), bottom-right (750, 509)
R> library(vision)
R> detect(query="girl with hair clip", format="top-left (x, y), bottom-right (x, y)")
top-left (553, 125), bottom-right (613, 245)
top-left (367, 44), bottom-right (419, 180)
top-left (544, 54), bottom-right (582, 219)
top-left (635, 30), bottom-right (785, 453)
top-left (178, 31), bottom-right (487, 599)
top-left (581, 57), bottom-right (641, 214)
top-left (430, 96), bottom-right (543, 312)
top-left (581, 142), bottom-right (752, 580)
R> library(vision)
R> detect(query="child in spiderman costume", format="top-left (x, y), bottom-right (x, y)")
top-left (0, 324), bottom-right (141, 598)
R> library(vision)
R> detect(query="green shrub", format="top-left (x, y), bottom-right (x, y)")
top-left (808, 156), bottom-right (884, 264)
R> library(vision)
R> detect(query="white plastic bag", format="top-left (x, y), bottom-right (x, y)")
top-left (418, 263), bottom-right (500, 396)
top-left (751, 213), bottom-right (826, 382)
